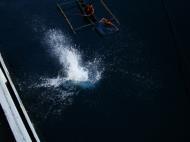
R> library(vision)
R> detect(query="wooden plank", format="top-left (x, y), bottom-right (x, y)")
top-left (57, 3), bottom-right (76, 34)
top-left (100, 0), bottom-right (120, 25)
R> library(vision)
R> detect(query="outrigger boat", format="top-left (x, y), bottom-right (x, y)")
top-left (57, 0), bottom-right (120, 35)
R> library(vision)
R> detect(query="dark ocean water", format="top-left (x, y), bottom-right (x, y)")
top-left (0, 0), bottom-right (189, 142)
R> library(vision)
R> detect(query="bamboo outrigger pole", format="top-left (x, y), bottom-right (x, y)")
top-left (59, 0), bottom-right (75, 6)
top-left (75, 23), bottom-right (94, 31)
top-left (100, 0), bottom-right (120, 25)
top-left (57, 3), bottom-right (76, 34)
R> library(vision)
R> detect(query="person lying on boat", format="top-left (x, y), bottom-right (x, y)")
top-left (84, 3), bottom-right (95, 16)
top-left (99, 18), bottom-right (119, 31)
top-left (99, 18), bottom-right (114, 27)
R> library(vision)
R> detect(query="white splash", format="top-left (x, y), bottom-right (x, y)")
top-left (43, 28), bottom-right (103, 88)
top-left (60, 47), bottom-right (88, 82)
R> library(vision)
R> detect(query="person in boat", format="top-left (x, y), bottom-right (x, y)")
top-left (99, 18), bottom-right (114, 27)
top-left (99, 18), bottom-right (119, 31)
top-left (84, 3), bottom-right (95, 16)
